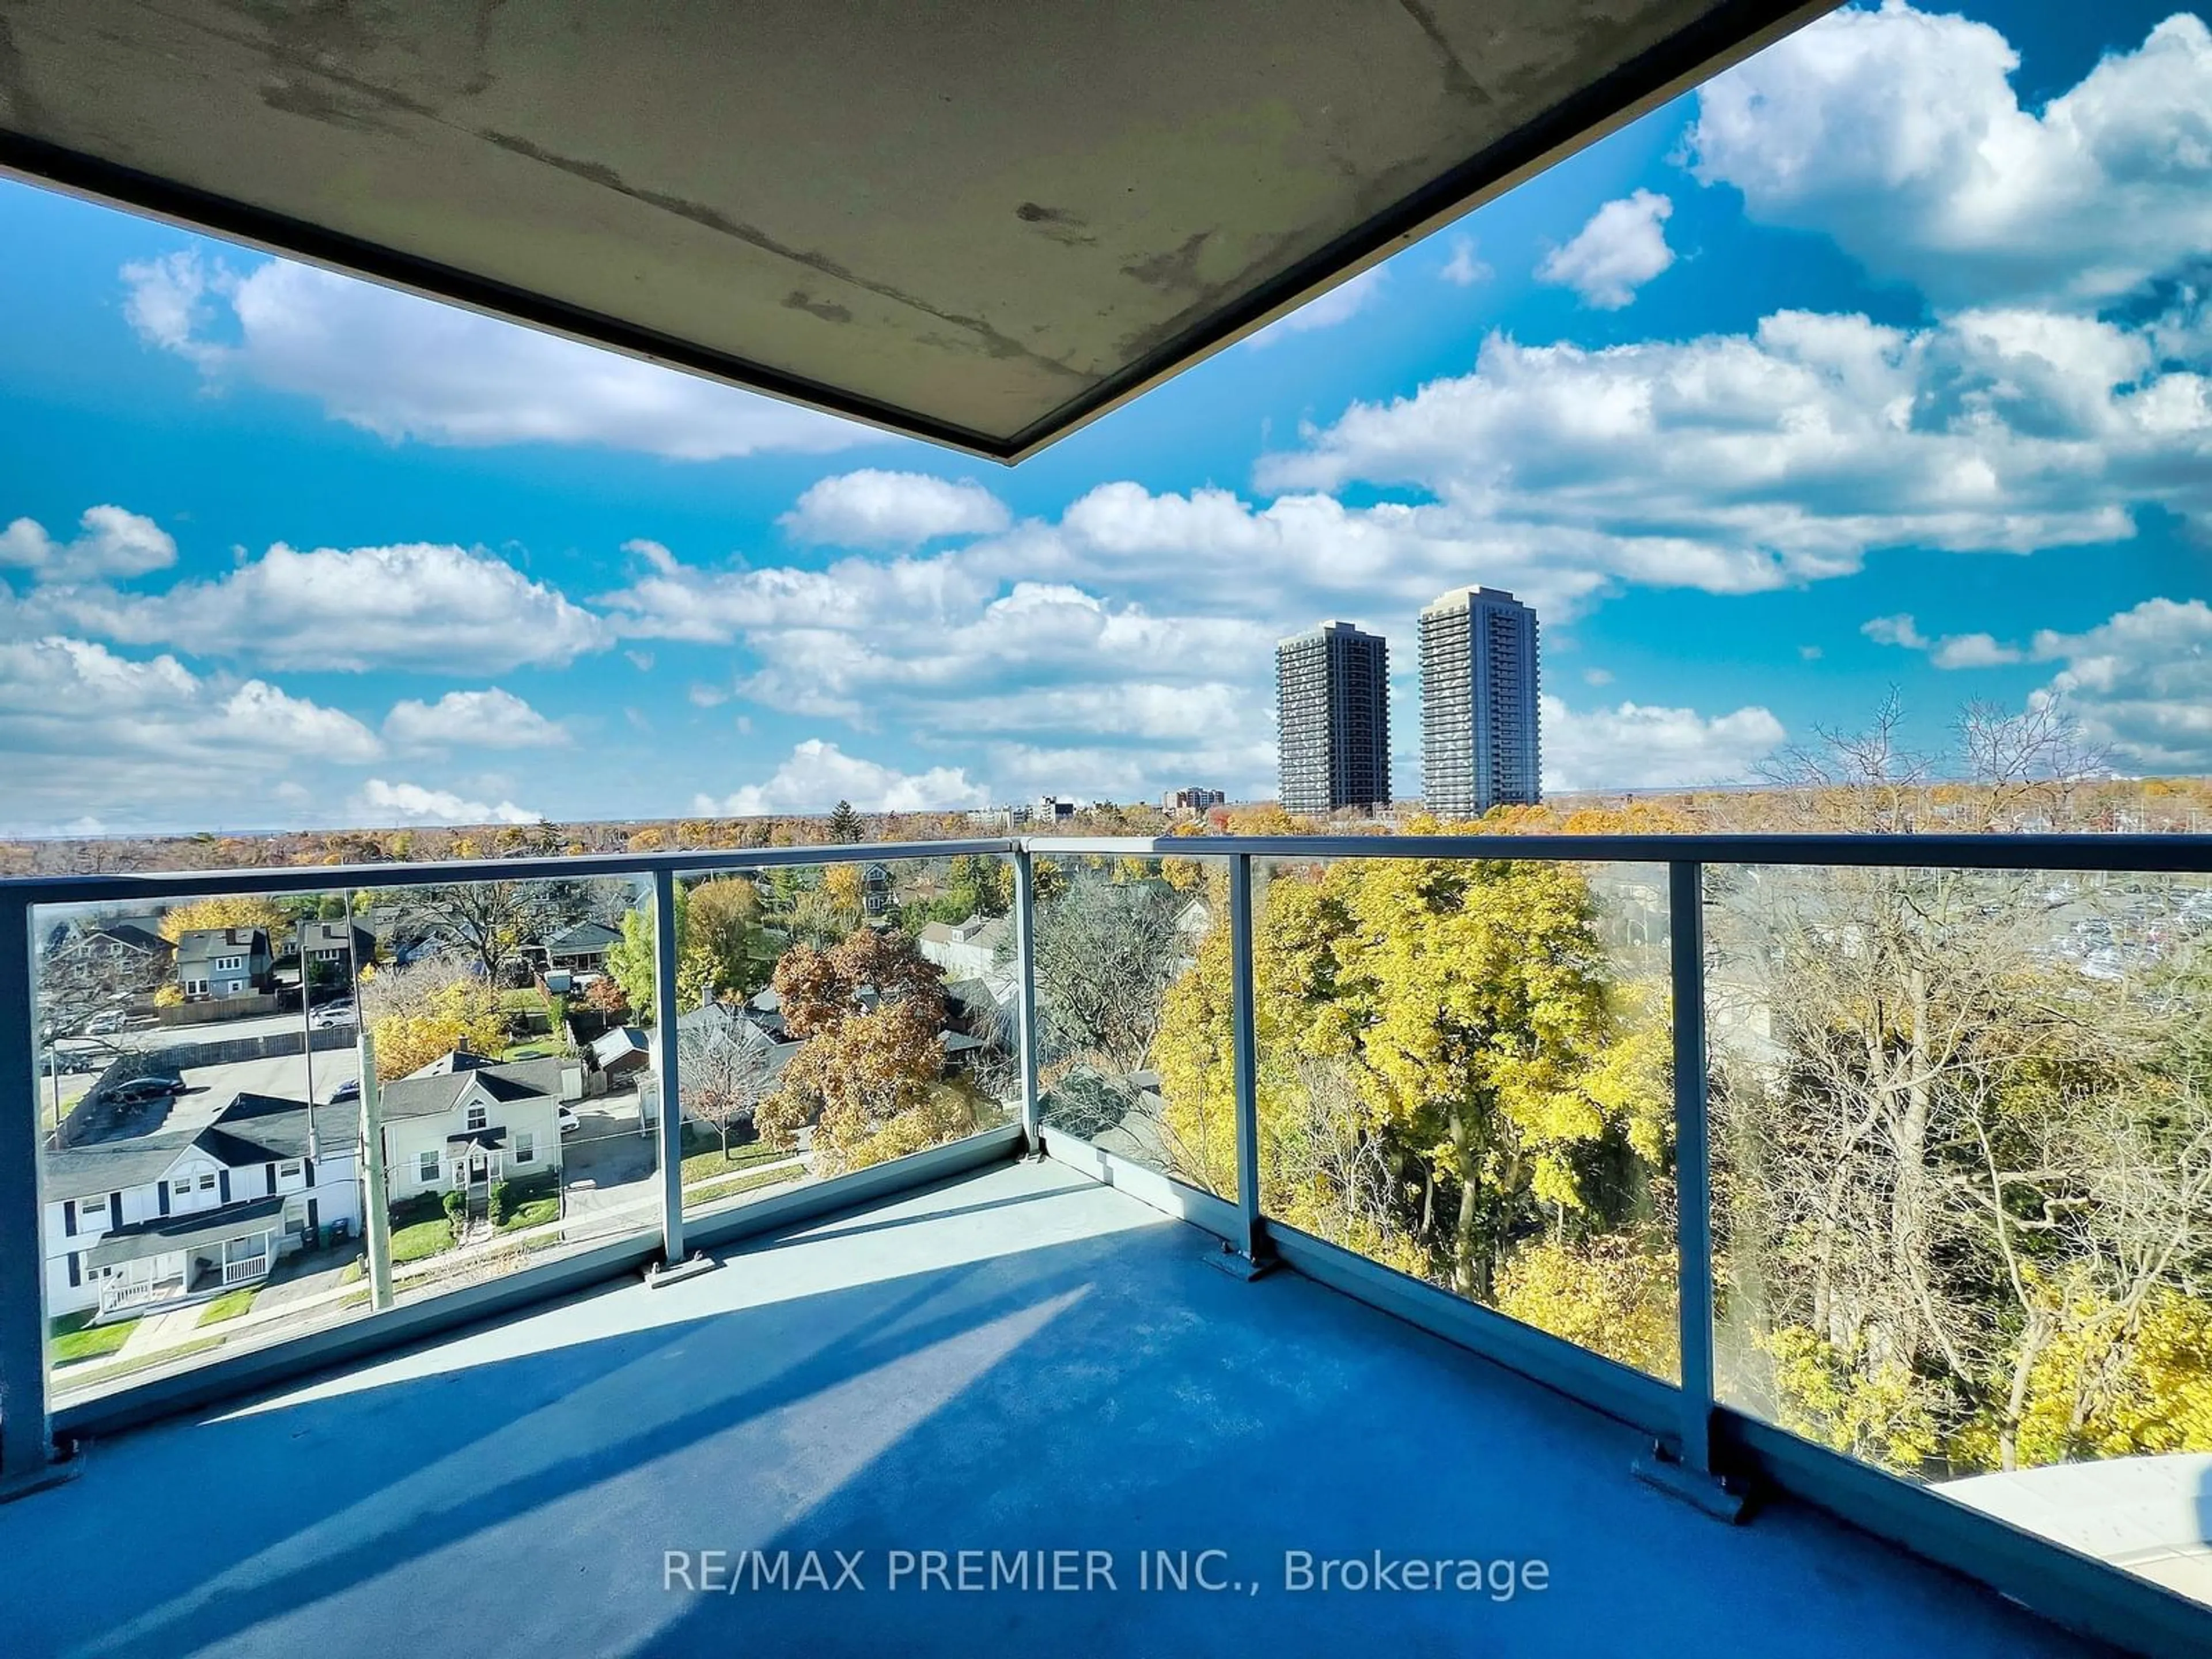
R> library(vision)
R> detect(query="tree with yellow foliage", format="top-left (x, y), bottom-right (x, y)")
top-left (360, 957), bottom-right (510, 1080)
top-left (158, 895), bottom-right (289, 943)
top-left (1156, 852), bottom-right (1671, 1327)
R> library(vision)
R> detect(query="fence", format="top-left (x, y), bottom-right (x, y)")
top-left (2, 832), bottom-right (2208, 1655)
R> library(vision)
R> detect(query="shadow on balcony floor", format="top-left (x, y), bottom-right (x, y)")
top-left (2, 1158), bottom-right (2110, 1658)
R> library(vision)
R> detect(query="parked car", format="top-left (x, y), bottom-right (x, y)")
top-left (329, 1078), bottom-right (361, 1105)
top-left (105, 1075), bottom-right (184, 1106)
top-left (85, 1009), bottom-right (124, 1036)
top-left (309, 1002), bottom-right (356, 1029)
top-left (558, 1106), bottom-right (580, 1135)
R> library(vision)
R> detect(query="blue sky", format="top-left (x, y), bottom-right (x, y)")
top-left (2, 0), bottom-right (2209, 835)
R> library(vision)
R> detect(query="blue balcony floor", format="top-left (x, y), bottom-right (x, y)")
top-left (2, 1157), bottom-right (2107, 1657)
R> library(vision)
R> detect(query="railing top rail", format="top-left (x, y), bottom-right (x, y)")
top-left (0, 838), bottom-right (1022, 907)
top-left (1031, 831), bottom-right (2212, 873)
top-left (6, 830), bottom-right (2212, 907)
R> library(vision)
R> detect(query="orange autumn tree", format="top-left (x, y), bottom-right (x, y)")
top-left (755, 927), bottom-right (968, 1176)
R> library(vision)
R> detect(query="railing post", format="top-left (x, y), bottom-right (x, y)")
top-left (645, 869), bottom-right (701, 1285)
top-left (1215, 852), bottom-right (1269, 1277)
top-left (0, 892), bottom-right (70, 1495)
top-left (1010, 848), bottom-right (1041, 1155)
top-left (1636, 859), bottom-right (1739, 1516)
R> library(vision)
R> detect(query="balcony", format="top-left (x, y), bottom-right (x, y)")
top-left (2, 835), bottom-right (2209, 1657)
top-left (0, 1154), bottom-right (2126, 1657)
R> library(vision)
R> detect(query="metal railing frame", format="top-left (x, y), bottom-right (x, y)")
top-left (3, 831), bottom-right (2209, 1653)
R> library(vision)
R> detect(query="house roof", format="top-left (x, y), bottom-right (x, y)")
top-left (546, 919), bottom-right (624, 954)
top-left (86, 1194), bottom-right (286, 1268)
top-left (402, 1050), bottom-right (499, 1077)
top-left (78, 922), bottom-right (173, 958)
top-left (196, 1093), bottom-right (358, 1166)
top-left (588, 1027), bottom-right (649, 1066)
top-left (376, 1056), bottom-right (563, 1122)
top-left (298, 921), bottom-right (373, 952)
top-left (45, 1130), bottom-right (199, 1198)
top-left (175, 927), bottom-right (268, 965)
top-left (917, 915), bottom-right (1011, 950)
top-left (0, 1), bottom-right (1829, 460)
top-left (47, 1092), bottom-right (354, 1201)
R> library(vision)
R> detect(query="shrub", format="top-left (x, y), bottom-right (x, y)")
top-left (487, 1179), bottom-right (510, 1227)
top-left (441, 1188), bottom-right (466, 1238)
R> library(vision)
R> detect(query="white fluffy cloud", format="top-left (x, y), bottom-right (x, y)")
top-left (693, 740), bottom-right (987, 816)
top-left (1541, 695), bottom-right (1785, 792)
top-left (2030, 598), bottom-right (2212, 771)
top-left (1537, 191), bottom-right (1676, 309)
top-left (0, 635), bottom-right (382, 834)
top-left (53, 539), bottom-right (611, 672)
top-left (1257, 307), bottom-right (2211, 591)
top-left (1689, 5), bottom-right (2212, 309)
top-left (1249, 266), bottom-right (1388, 345)
top-left (350, 778), bottom-right (543, 827)
top-left (124, 253), bottom-right (873, 460)
top-left (384, 688), bottom-right (569, 751)
top-left (781, 471), bottom-right (1012, 547)
top-left (0, 506), bottom-right (177, 582)
top-left (1441, 236), bottom-right (1493, 287)
top-left (1863, 612), bottom-right (2024, 668)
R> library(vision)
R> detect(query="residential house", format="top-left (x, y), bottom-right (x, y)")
top-left (41, 1092), bottom-right (362, 1319)
top-left (915, 914), bottom-right (1012, 984)
top-left (374, 1055), bottom-right (565, 1204)
top-left (73, 919), bottom-right (175, 974)
top-left (543, 919), bottom-right (624, 975)
top-left (862, 861), bottom-right (894, 919)
top-left (296, 919), bottom-right (375, 986)
top-left (175, 927), bottom-right (272, 1001)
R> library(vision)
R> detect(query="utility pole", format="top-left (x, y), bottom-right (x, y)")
top-left (299, 916), bottom-right (317, 1158)
top-left (360, 1031), bottom-right (395, 1313)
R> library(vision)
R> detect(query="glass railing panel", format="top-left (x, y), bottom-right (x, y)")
top-left (35, 884), bottom-right (381, 1395)
top-left (1706, 862), bottom-right (2212, 1607)
top-left (1033, 852), bottom-right (1237, 1198)
top-left (673, 854), bottom-right (1018, 1224)
top-left (349, 873), bottom-right (662, 1301)
top-left (1252, 852), bottom-right (1680, 1381)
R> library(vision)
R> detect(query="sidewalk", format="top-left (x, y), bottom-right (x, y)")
top-left (54, 1155), bottom-right (813, 1388)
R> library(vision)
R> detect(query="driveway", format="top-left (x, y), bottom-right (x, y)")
top-left (560, 1104), bottom-right (658, 1223)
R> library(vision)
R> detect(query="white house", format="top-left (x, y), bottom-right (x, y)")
top-left (374, 1054), bottom-right (565, 1202)
top-left (42, 1092), bottom-right (363, 1319)
top-left (916, 914), bottom-right (1012, 983)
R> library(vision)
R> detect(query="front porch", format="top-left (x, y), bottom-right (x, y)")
top-left (0, 1159), bottom-right (2105, 1658)
top-left (87, 1199), bottom-right (285, 1320)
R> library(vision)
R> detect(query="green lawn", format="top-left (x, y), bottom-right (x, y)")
top-left (198, 1287), bottom-right (259, 1326)
top-left (687, 1164), bottom-right (804, 1209)
top-left (390, 1215), bottom-right (457, 1264)
top-left (499, 1194), bottom-right (562, 1231)
top-left (499, 1041), bottom-right (556, 1061)
top-left (55, 1335), bottom-right (227, 1392)
top-left (49, 1310), bottom-right (134, 1363)
top-left (678, 1135), bottom-right (791, 1187)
